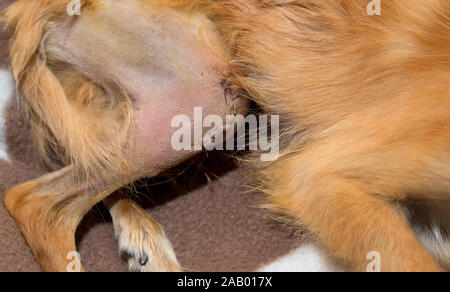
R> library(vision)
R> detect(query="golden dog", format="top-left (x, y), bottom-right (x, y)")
top-left (2, 0), bottom-right (449, 272)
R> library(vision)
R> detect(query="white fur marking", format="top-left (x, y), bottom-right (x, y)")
top-left (0, 69), bottom-right (14, 162)
top-left (432, 225), bottom-right (443, 243)
top-left (259, 243), bottom-right (344, 272)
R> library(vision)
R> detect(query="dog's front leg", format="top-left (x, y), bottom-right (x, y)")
top-left (104, 192), bottom-right (181, 272)
top-left (3, 166), bottom-right (120, 272)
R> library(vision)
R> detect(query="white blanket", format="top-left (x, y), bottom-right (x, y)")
top-left (0, 69), bottom-right (13, 162)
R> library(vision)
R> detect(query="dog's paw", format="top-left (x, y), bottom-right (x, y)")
top-left (112, 202), bottom-right (181, 272)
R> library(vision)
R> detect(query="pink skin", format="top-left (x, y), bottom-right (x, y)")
top-left (46, 0), bottom-right (249, 177)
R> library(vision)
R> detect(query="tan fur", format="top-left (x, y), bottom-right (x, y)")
top-left (2, 0), bottom-right (449, 272)
top-left (2, 0), bottom-right (137, 271)
top-left (3, 0), bottom-right (133, 187)
top-left (210, 0), bottom-right (450, 271)
top-left (4, 167), bottom-right (119, 271)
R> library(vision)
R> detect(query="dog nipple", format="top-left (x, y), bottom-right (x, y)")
top-left (221, 79), bottom-right (239, 105)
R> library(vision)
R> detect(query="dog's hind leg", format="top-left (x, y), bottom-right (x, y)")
top-left (3, 166), bottom-right (121, 272)
top-left (269, 174), bottom-right (442, 272)
top-left (105, 193), bottom-right (181, 272)
top-left (264, 148), bottom-right (443, 272)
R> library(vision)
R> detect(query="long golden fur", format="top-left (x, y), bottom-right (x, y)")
top-left (211, 0), bottom-right (450, 271)
top-left (2, 0), bottom-right (449, 272)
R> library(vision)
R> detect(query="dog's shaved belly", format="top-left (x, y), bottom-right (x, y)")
top-left (45, 0), bottom-right (248, 176)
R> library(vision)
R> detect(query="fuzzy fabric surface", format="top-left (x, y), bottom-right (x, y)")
top-left (0, 0), bottom-right (341, 272)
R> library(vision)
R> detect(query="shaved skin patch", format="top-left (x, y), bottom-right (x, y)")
top-left (0, 69), bottom-right (13, 162)
top-left (259, 244), bottom-right (343, 272)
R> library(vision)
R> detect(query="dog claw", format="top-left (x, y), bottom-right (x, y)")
top-left (114, 214), bottom-right (181, 271)
top-left (139, 254), bottom-right (149, 266)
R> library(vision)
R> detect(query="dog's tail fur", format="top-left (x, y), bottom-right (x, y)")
top-left (2, 0), bottom-right (134, 188)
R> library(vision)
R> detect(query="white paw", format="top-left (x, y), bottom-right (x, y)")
top-left (113, 207), bottom-right (181, 272)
